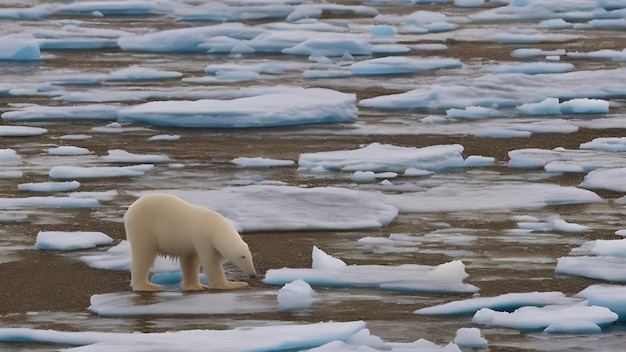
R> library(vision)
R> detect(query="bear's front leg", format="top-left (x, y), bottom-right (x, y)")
top-left (199, 251), bottom-right (248, 290)
top-left (130, 251), bottom-right (165, 292)
top-left (180, 254), bottom-right (209, 291)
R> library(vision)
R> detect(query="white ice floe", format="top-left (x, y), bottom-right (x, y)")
top-left (384, 183), bottom-right (602, 213)
top-left (264, 246), bottom-right (478, 293)
top-left (517, 97), bottom-right (609, 115)
top-left (453, 328), bottom-right (488, 348)
top-left (118, 88), bottom-right (356, 128)
top-left (580, 167), bottom-right (626, 192)
top-left (0, 149), bottom-right (21, 163)
top-left (34, 231), bottom-right (112, 250)
top-left (516, 215), bottom-right (589, 233)
top-left (580, 137), bottom-right (626, 152)
top-left (0, 321), bottom-right (367, 352)
top-left (2, 104), bottom-right (119, 122)
top-left (298, 143), bottom-right (464, 172)
top-left (446, 106), bottom-right (501, 119)
top-left (0, 196), bottom-right (100, 209)
top-left (416, 291), bottom-right (579, 315)
top-left (18, 180), bottom-right (80, 192)
top-left (48, 146), bottom-right (92, 156)
top-left (101, 150), bottom-right (170, 164)
top-left (577, 285), bottom-right (626, 321)
top-left (81, 240), bottom-right (177, 272)
top-left (148, 134), bottom-right (180, 141)
top-left (350, 56), bottom-right (461, 75)
top-left (0, 126), bottom-right (47, 137)
top-left (232, 157), bottom-right (295, 168)
top-left (472, 304), bottom-right (618, 333)
top-left (49, 164), bottom-right (154, 179)
top-left (0, 34), bottom-right (40, 61)
top-left (508, 147), bottom-right (626, 172)
top-left (278, 279), bottom-right (317, 311)
top-left (106, 66), bottom-right (182, 81)
top-left (556, 256), bottom-right (626, 283)
top-left (484, 62), bottom-right (574, 75)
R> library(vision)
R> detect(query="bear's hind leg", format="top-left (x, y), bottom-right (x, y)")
top-left (130, 249), bottom-right (164, 292)
top-left (180, 254), bottom-right (208, 291)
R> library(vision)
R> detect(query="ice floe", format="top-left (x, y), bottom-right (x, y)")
top-left (34, 231), bottom-right (112, 251)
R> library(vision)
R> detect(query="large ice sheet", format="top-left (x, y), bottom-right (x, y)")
top-left (264, 247), bottom-right (478, 293)
top-left (580, 167), bottom-right (626, 192)
top-left (556, 256), bottom-right (626, 282)
top-left (577, 285), bottom-right (626, 321)
top-left (118, 88), bottom-right (357, 128)
top-left (0, 321), bottom-right (367, 352)
top-left (416, 291), bottom-right (579, 315)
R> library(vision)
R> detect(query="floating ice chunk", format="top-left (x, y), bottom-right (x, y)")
top-left (0, 196), bottom-right (100, 209)
top-left (543, 320), bottom-right (602, 334)
top-left (538, 19), bottom-right (574, 29)
top-left (0, 34), bottom-right (40, 61)
top-left (283, 38), bottom-right (372, 56)
top-left (69, 190), bottom-right (118, 201)
top-left (232, 157), bottom-right (295, 168)
top-left (56, 0), bottom-right (175, 16)
top-left (299, 143), bottom-right (464, 173)
top-left (19, 181), bottom-right (80, 192)
top-left (278, 279), bottom-right (317, 311)
top-left (416, 291), bottom-right (578, 315)
top-left (588, 239), bottom-right (626, 258)
top-left (0, 149), bottom-right (21, 163)
top-left (404, 168), bottom-right (434, 176)
top-left (60, 134), bottom-right (92, 140)
top-left (48, 146), bottom-right (92, 156)
top-left (371, 25), bottom-right (396, 36)
top-left (177, 3), bottom-right (293, 22)
top-left (0, 4), bottom-right (53, 19)
top-left (0, 171), bottom-right (22, 179)
top-left (81, 240), bottom-right (177, 272)
top-left (107, 66), bottom-right (182, 81)
top-left (118, 88), bottom-right (356, 128)
top-left (511, 48), bottom-right (567, 58)
top-left (556, 256), bottom-right (626, 282)
top-left (463, 155), bottom-right (495, 167)
top-left (561, 98), bottom-right (610, 114)
top-left (264, 247), bottom-right (478, 293)
top-left (89, 291), bottom-right (277, 317)
top-left (351, 56), bottom-right (461, 75)
top-left (484, 62), bottom-right (574, 74)
top-left (2, 104), bottom-right (119, 122)
top-left (446, 106), bottom-right (500, 119)
top-left (472, 305), bottom-right (617, 332)
top-left (616, 229), bottom-right (626, 237)
top-left (385, 183), bottom-right (602, 212)
top-left (517, 98), bottom-right (561, 115)
top-left (580, 167), bottom-right (626, 192)
top-left (184, 70), bottom-right (260, 84)
top-left (0, 126), bottom-right (47, 137)
top-left (148, 134), bottom-right (179, 141)
top-left (34, 231), bottom-right (112, 250)
top-left (453, 328), bottom-right (487, 348)
top-left (507, 147), bottom-right (623, 170)
top-left (0, 321), bottom-right (367, 352)
top-left (304, 69), bottom-right (352, 79)
top-left (352, 171), bottom-right (376, 183)
top-left (101, 150), bottom-right (170, 163)
top-left (313, 246), bottom-right (347, 269)
top-left (580, 137), bottom-right (626, 152)
top-left (514, 119), bottom-right (578, 134)
top-left (577, 285), bottom-right (626, 321)
top-left (50, 165), bottom-right (153, 179)
top-left (547, 215), bottom-right (589, 233)
top-left (475, 128), bottom-right (531, 138)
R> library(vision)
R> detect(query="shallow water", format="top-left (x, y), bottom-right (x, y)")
top-left (1, 1), bottom-right (626, 351)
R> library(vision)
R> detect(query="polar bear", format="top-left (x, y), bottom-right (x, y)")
top-left (124, 193), bottom-right (257, 292)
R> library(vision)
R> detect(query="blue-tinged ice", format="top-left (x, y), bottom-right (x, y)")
top-left (0, 34), bottom-right (40, 61)
top-left (118, 88), bottom-right (357, 128)
top-left (34, 231), bottom-right (112, 251)
top-left (232, 157), bottom-right (295, 168)
top-left (49, 165), bottom-right (153, 179)
top-left (0, 321), bottom-right (367, 352)
top-left (2, 104), bottom-right (119, 122)
top-left (416, 291), bottom-right (580, 315)
top-left (508, 147), bottom-right (626, 171)
top-left (56, 0), bottom-right (175, 16)
top-left (351, 56), bottom-right (461, 75)
top-left (472, 304), bottom-right (618, 332)
top-left (107, 66), bottom-right (182, 81)
top-left (580, 137), bottom-right (626, 152)
top-left (304, 69), bottom-right (351, 79)
top-left (264, 246), bottom-right (479, 293)
top-left (446, 106), bottom-right (501, 119)
top-left (0, 4), bottom-right (52, 19)
top-left (299, 143), bottom-right (464, 173)
top-left (283, 38), bottom-right (372, 56)
top-left (0, 196), bottom-right (100, 209)
top-left (0, 126), bottom-right (47, 137)
top-left (81, 240), bottom-right (177, 272)
top-left (556, 256), bottom-right (626, 282)
top-left (543, 320), bottom-right (602, 334)
top-left (19, 181), bottom-right (80, 192)
top-left (177, 3), bottom-right (294, 22)
top-left (577, 285), bottom-right (626, 321)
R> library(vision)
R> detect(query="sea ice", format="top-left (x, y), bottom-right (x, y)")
top-left (453, 328), bottom-right (488, 348)
top-left (0, 34), bottom-right (40, 61)
top-left (232, 157), bottom-right (295, 168)
top-left (278, 279), bottom-right (317, 311)
top-left (483, 62), bottom-right (574, 74)
top-left (580, 137), bottom-right (626, 152)
top-left (264, 246), bottom-right (478, 293)
top-left (101, 150), bottom-right (170, 164)
top-left (18, 181), bottom-right (81, 192)
top-left (0, 149), bottom-right (21, 163)
top-left (0, 126), bottom-right (47, 137)
top-left (580, 167), bottom-right (626, 192)
top-left (34, 231), bottom-right (112, 251)
top-left (49, 165), bottom-right (154, 179)
top-left (350, 56), bottom-right (461, 75)
top-left (556, 256), bottom-right (626, 282)
top-left (577, 285), bottom-right (626, 321)
top-left (48, 146), bottom-right (92, 156)
top-left (416, 291), bottom-right (579, 315)
top-left (0, 196), bottom-right (100, 209)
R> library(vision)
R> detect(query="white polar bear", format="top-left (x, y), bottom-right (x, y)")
top-left (124, 193), bottom-right (257, 292)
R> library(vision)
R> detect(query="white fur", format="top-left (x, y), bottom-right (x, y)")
top-left (124, 193), bottom-right (256, 292)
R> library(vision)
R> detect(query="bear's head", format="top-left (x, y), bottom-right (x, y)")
top-left (226, 240), bottom-right (257, 279)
